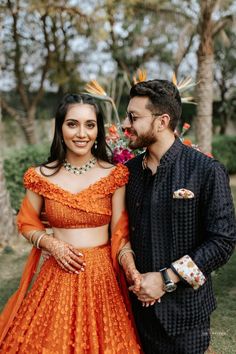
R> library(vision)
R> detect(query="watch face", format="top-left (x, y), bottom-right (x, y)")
top-left (164, 282), bottom-right (177, 293)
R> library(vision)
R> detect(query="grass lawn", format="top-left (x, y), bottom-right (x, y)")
top-left (0, 186), bottom-right (236, 353)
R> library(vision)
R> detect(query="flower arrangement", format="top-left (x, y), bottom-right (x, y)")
top-left (105, 124), bottom-right (142, 164)
top-left (84, 72), bottom-right (146, 164)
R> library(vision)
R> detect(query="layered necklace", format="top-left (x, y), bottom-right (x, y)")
top-left (63, 157), bottom-right (97, 175)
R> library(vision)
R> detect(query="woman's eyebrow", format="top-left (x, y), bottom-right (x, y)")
top-left (64, 118), bottom-right (96, 122)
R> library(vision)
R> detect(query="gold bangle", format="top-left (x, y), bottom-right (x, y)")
top-left (29, 230), bottom-right (39, 245)
top-left (29, 230), bottom-right (46, 247)
top-left (36, 233), bottom-right (47, 249)
top-left (118, 248), bottom-right (135, 265)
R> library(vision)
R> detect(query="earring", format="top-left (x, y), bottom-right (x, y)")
top-left (94, 140), bottom-right (98, 150)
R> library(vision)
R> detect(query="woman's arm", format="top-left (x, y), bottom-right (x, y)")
top-left (22, 189), bottom-right (85, 274)
top-left (111, 186), bottom-right (141, 291)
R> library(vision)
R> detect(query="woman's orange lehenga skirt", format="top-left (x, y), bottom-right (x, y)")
top-left (0, 245), bottom-right (140, 354)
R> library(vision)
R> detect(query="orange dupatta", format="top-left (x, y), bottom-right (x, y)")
top-left (0, 196), bottom-right (44, 344)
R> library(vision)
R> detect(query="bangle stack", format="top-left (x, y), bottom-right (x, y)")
top-left (118, 247), bottom-right (135, 266)
top-left (28, 230), bottom-right (47, 249)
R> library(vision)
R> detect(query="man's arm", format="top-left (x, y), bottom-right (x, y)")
top-left (189, 161), bottom-right (236, 274)
top-left (131, 161), bottom-right (236, 300)
top-left (172, 161), bottom-right (236, 288)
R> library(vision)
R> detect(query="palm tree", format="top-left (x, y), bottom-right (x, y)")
top-left (123, 0), bottom-right (234, 152)
top-left (195, 0), bottom-right (233, 152)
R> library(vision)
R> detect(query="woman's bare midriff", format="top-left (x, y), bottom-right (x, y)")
top-left (52, 224), bottom-right (110, 248)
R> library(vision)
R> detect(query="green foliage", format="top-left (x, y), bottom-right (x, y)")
top-left (2, 245), bottom-right (15, 255)
top-left (212, 136), bottom-right (236, 173)
top-left (4, 144), bottom-right (50, 212)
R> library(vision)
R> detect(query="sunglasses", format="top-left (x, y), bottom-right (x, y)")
top-left (126, 111), bottom-right (162, 125)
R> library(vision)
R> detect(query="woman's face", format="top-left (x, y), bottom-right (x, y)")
top-left (62, 103), bottom-right (98, 158)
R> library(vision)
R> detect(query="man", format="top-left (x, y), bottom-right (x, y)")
top-left (123, 79), bottom-right (236, 354)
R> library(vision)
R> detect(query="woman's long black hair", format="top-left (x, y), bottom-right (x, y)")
top-left (40, 93), bottom-right (113, 175)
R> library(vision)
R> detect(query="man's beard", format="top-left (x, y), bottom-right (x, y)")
top-left (128, 130), bottom-right (157, 150)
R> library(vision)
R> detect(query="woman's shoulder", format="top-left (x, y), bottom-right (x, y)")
top-left (23, 162), bottom-right (59, 192)
top-left (105, 163), bottom-right (129, 190)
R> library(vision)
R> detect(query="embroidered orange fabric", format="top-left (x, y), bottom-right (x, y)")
top-left (23, 163), bottom-right (129, 228)
top-left (0, 165), bottom-right (141, 353)
top-left (1, 246), bottom-right (140, 353)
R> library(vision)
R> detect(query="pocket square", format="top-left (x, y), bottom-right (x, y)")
top-left (173, 188), bottom-right (194, 199)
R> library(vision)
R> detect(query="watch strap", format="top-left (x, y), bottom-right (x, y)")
top-left (159, 267), bottom-right (170, 284)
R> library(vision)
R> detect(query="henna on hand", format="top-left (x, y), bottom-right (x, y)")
top-left (44, 237), bottom-right (85, 274)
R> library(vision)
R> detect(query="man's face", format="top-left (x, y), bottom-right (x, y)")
top-left (123, 96), bottom-right (158, 149)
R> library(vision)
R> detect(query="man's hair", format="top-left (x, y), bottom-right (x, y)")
top-left (130, 79), bottom-right (182, 131)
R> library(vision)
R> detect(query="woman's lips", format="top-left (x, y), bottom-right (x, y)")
top-left (73, 141), bottom-right (88, 147)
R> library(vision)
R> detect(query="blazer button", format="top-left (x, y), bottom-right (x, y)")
top-left (136, 202), bottom-right (140, 207)
top-left (132, 226), bottom-right (135, 231)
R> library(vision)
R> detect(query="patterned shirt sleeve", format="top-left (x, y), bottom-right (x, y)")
top-left (171, 255), bottom-right (206, 290)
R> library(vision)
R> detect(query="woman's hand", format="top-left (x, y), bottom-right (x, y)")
top-left (42, 250), bottom-right (51, 261)
top-left (46, 238), bottom-right (86, 274)
top-left (125, 267), bottom-right (142, 292)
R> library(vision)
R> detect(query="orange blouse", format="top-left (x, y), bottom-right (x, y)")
top-left (23, 163), bottom-right (129, 229)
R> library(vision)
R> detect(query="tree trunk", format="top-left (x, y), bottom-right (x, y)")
top-left (195, 1), bottom-right (214, 153)
top-left (219, 113), bottom-right (227, 135)
top-left (24, 123), bottom-right (36, 145)
top-left (24, 106), bottom-right (37, 145)
top-left (1, 98), bottom-right (37, 145)
top-left (195, 53), bottom-right (214, 153)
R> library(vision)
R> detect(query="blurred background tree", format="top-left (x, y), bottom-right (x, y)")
top-left (214, 28), bottom-right (236, 135)
top-left (1, 0), bottom-right (236, 148)
top-left (0, 0), bottom-right (235, 161)
top-left (1, 0), bottom-right (91, 144)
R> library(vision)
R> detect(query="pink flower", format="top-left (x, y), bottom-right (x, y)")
top-left (113, 147), bottom-right (135, 164)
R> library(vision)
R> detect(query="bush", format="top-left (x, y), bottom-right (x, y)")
top-left (212, 135), bottom-right (236, 174)
top-left (4, 143), bottom-right (50, 211)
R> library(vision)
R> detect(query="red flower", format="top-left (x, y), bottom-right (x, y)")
top-left (108, 124), bottom-right (118, 135)
top-left (107, 124), bottom-right (120, 141)
top-left (183, 123), bottom-right (191, 130)
top-left (183, 138), bottom-right (192, 146)
top-left (205, 152), bottom-right (213, 158)
top-left (124, 129), bottom-right (132, 138)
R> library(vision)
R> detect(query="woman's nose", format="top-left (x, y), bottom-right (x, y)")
top-left (76, 126), bottom-right (87, 138)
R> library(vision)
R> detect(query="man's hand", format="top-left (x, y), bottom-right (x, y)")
top-left (129, 272), bottom-right (165, 302)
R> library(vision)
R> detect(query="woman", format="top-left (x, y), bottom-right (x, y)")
top-left (0, 93), bottom-right (142, 353)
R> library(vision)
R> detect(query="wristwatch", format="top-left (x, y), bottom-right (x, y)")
top-left (159, 268), bottom-right (177, 292)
